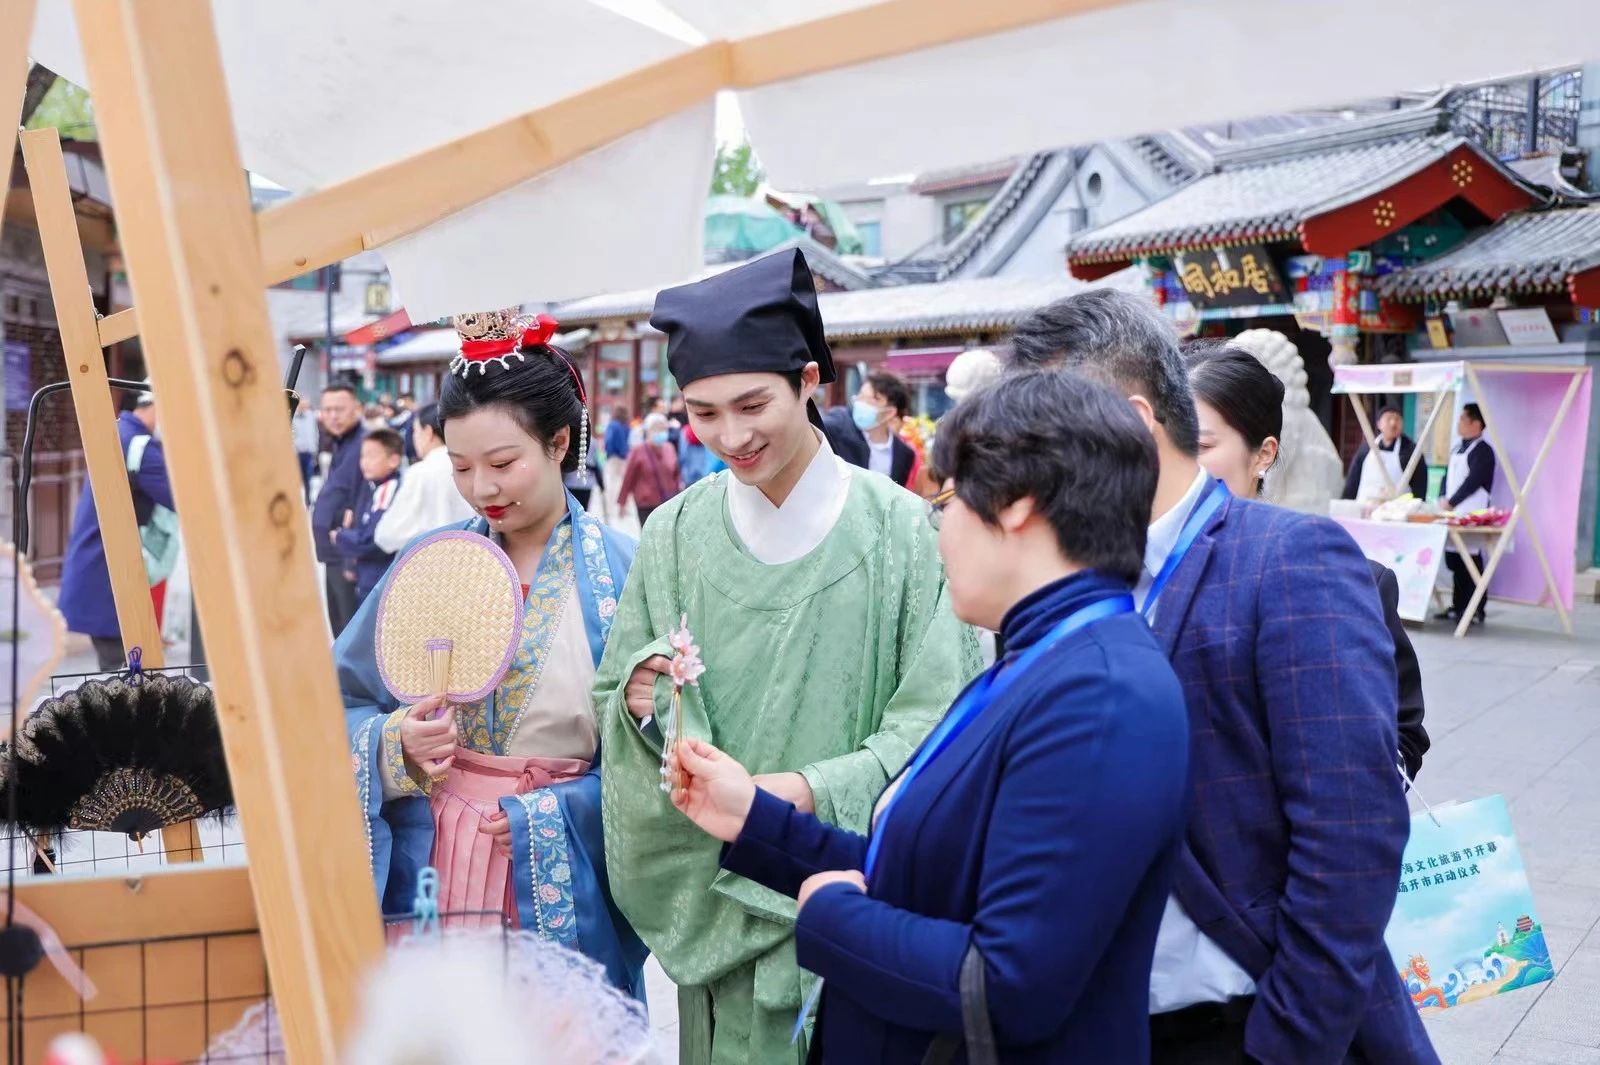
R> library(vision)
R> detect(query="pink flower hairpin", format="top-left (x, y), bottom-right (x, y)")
top-left (660, 614), bottom-right (704, 794)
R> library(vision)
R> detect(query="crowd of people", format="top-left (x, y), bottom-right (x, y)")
top-left (56, 246), bottom-right (1475, 1062)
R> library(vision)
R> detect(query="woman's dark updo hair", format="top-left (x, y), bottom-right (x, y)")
top-left (1183, 340), bottom-right (1284, 494)
top-left (438, 344), bottom-right (586, 474)
top-left (1183, 340), bottom-right (1284, 450)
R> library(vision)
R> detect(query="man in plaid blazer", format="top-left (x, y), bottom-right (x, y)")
top-left (1010, 290), bottom-right (1436, 1065)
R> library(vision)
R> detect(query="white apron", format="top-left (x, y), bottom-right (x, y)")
top-left (1356, 442), bottom-right (1406, 500)
top-left (1444, 437), bottom-right (1491, 553)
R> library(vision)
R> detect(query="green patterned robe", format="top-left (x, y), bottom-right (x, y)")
top-left (597, 470), bottom-right (981, 1064)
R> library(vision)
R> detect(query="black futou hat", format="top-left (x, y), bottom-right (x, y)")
top-left (652, 249), bottom-right (836, 393)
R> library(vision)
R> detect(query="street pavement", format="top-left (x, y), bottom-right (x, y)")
top-left (34, 568), bottom-right (1600, 1063)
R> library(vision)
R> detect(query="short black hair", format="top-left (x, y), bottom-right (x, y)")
top-left (322, 383), bottom-right (359, 401)
top-left (779, 370), bottom-right (805, 396)
top-left (1462, 402), bottom-right (1485, 427)
top-left (1183, 340), bottom-right (1284, 450)
top-left (931, 369), bottom-right (1156, 585)
top-left (415, 401), bottom-right (442, 436)
top-left (363, 428), bottom-right (405, 458)
top-left (1378, 405), bottom-right (1403, 419)
top-left (865, 371), bottom-right (911, 417)
top-left (1009, 289), bottom-right (1199, 456)
top-left (439, 344), bottom-right (586, 474)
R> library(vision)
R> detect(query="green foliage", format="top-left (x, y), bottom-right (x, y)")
top-left (24, 79), bottom-right (97, 141)
top-left (710, 141), bottom-right (763, 197)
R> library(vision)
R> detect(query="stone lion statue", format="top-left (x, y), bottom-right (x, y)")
top-left (1229, 329), bottom-right (1344, 513)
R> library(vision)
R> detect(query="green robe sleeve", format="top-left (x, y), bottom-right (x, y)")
top-left (799, 523), bottom-right (982, 832)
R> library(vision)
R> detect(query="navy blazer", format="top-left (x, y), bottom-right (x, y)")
top-left (1152, 493), bottom-right (1437, 1064)
top-left (723, 571), bottom-right (1190, 1064)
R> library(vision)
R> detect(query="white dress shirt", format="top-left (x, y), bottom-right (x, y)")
top-left (725, 430), bottom-right (852, 565)
top-left (867, 434), bottom-right (895, 478)
top-left (373, 447), bottom-right (477, 554)
top-left (1140, 469), bottom-right (1259, 1014)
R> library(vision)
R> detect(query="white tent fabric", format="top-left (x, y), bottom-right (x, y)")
top-left (29, 0), bottom-right (1595, 320)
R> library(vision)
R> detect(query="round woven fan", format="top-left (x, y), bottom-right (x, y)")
top-left (375, 530), bottom-right (524, 705)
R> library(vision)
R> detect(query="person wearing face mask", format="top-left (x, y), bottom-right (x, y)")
top-left (617, 412), bottom-right (681, 526)
top-left (597, 249), bottom-right (981, 1065)
top-left (333, 310), bottom-right (647, 1000)
top-left (823, 371), bottom-right (918, 489)
top-left (1184, 341), bottom-right (1429, 783)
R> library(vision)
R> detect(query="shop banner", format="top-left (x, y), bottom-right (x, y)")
top-left (1332, 517), bottom-right (1447, 622)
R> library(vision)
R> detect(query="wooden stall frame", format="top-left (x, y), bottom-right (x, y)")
top-left (1344, 381), bottom-right (1452, 499)
top-left (0, 0), bottom-right (38, 245)
top-left (2, 0), bottom-right (1154, 1058)
top-left (19, 127), bottom-right (203, 863)
top-left (1453, 362), bottom-right (1586, 638)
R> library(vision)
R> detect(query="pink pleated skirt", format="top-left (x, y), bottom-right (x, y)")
top-left (427, 747), bottom-right (590, 929)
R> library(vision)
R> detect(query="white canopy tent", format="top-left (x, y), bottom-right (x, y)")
top-left (27, 0), bottom-right (1596, 320)
top-left (6, 1), bottom-right (1597, 1059)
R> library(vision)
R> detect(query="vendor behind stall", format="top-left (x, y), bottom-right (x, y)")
top-left (1438, 403), bottom-right (1496, 625)
top-left (1342, 406), bottom-right (1429, 502)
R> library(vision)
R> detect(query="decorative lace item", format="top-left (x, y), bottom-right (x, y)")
top-left (203, 932), bottom-right (658, 1063)
top-left (659, 614), bottom-right (705, 794)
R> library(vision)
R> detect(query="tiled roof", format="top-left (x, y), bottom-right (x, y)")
top-left (1069, 132), bottom-right (1464, 263)
top-left (555, 268), bottom-right (1147, 342)
top-left (553, 237), bottom-right (873, 323)
top-left (1378, 204), bottom-right (1600, 300)
top-left (819, 269), bottom-right (1145, 341)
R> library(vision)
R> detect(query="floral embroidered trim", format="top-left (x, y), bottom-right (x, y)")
top-left (575, 510), bottom-right (619, 646)
top-left (352, 719), bottom-right (378, 868)
top-left (381, 707), bottom-right (428, 798)
top-left (518, 789), bottom-right (579, 949)
top-left (494, 525), bottom-right (577, 751)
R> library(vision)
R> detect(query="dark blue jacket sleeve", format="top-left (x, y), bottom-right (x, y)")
top-left (1341, 444), bottom-right (1368, 500)
top-left (134, 437), bottom-right (177, 511)
top-left (1403, 439), bottom-right (1429, 500)
top-left (1447, 442), bottom-right (1495, 507)
top-left (335, 483), bottom-right (394, 565)
top-left (1247, 515), bottom-right (1407, 1063)
top-left (794, 658), bottom-right (1188, 1046)
top-left (720, 786), bottom-right (869, 898)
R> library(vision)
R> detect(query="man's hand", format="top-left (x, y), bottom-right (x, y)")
top-left (1439, 499), bottom-right (1454, 512)
top-left (399, 696), bottom-right (455, 778)
top-left (753, 771), bottom-right (815, 815)
top-left (625, 656), bottom-right (673, 721)
top-left (798, 869), bottom-right (865, 912)
top-left (668, 737), bottom-right (757, 843)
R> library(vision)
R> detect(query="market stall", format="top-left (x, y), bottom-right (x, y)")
top-left (3, 0), bottom-right (1589, 1060)
top-left (1331, 361), bottom-right (1592, 637)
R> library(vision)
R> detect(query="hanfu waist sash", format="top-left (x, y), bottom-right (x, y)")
top-left (428, 748), bottom-right (589, 928)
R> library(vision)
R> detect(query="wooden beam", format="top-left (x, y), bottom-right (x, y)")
top-left (255, 0), bottom-right (1134, 286)
top-left (74, 1), bottom-right (383, 1060)
top-left (0, 0), bottom-right (39, 247)
top-left (20, 131), bottom-right (165, 663)
top-left (98, 307), bottom-right (140, 347)
top-left (20, 128), bottom-right (200, 862)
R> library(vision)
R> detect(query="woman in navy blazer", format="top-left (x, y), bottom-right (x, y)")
top-left (668, 372), bottom-right (1191, 1063)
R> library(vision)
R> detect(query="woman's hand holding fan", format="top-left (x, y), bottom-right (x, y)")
top-left (375, 531), bottom-right (525, 784)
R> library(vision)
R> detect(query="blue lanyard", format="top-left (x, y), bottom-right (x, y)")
top-left (863, 590), bottom-right (1135, 882)
top-left (1141, 478), bottom-right (1227, 619)
top-left (792, 588), bottom-right (1135, 1046)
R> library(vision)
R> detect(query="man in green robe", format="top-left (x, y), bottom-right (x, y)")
top-left (596, 249), bottom-right (980, 1064)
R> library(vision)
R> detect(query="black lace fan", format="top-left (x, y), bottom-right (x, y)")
top-left (1, 674), bottom-right (233, 841)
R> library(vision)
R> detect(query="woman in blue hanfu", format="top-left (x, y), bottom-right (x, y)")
top-left (334, 310), bottom-right (646, 1000)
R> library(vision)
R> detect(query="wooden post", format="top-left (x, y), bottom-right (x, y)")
top-left (1396, 383), bottom-right (1450, 496)
top-left (0, 0), bottom-right (39, 243)
top-left (74, 0), bottom-right (383, 1059)
top-left (1345, 394), bottom-right (1397, 494)
top-left (20, 128), bottom-right (202, 862)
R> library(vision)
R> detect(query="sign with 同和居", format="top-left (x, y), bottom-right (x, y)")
top-left (4, 341), bottom-right (31, 412)
top-left (1171, 244), bottom-right (1290, 310)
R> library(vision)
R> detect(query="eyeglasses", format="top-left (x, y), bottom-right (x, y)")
top-left (927, 487), bottom-right (956, 529)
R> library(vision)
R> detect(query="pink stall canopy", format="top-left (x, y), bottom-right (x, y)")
top-left (1334, 361), bottom-right (1593, 626)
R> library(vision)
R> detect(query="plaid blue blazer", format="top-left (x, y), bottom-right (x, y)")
top-left (1152, 493), bottom-right (1439, 1065)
